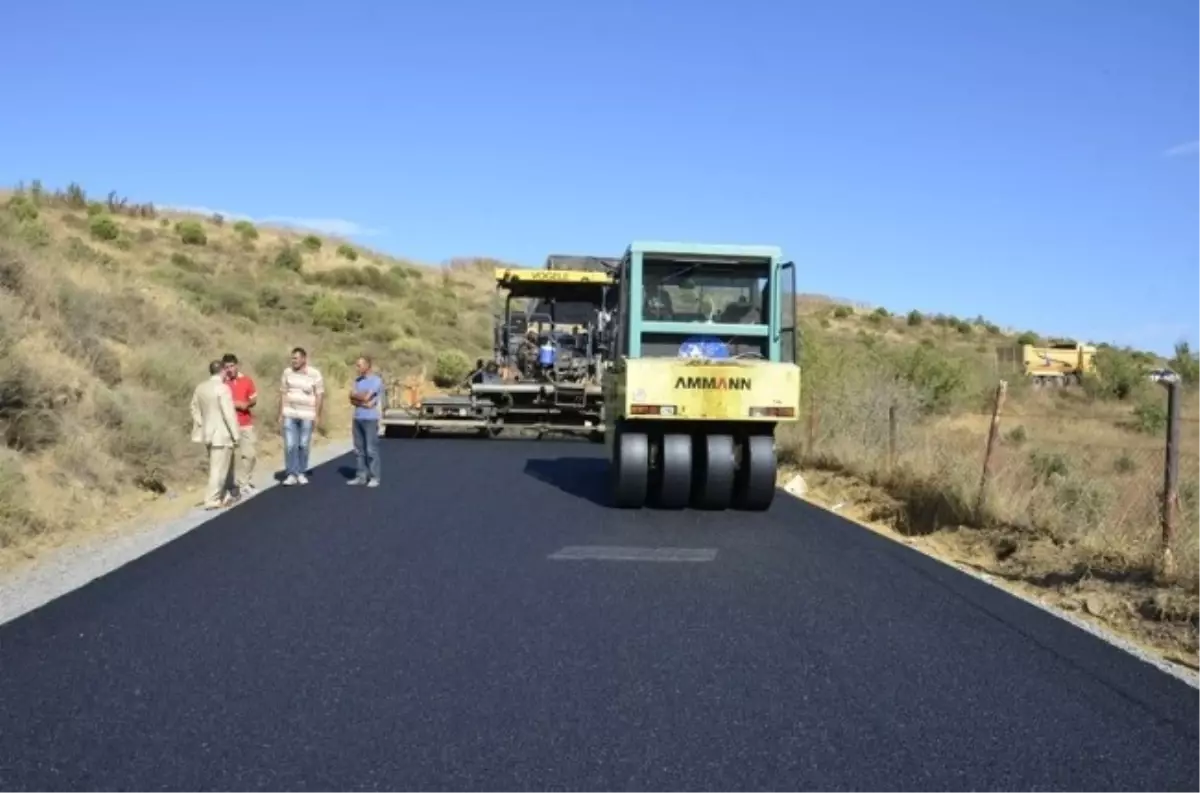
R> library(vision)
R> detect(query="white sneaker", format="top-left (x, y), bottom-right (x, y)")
top-left (297, 473), bottom-right (309, 485)
top-left (283, 474), bottom-right (298, 486)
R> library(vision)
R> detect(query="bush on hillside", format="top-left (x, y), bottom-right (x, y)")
top-left (1170, 341), bottom-right (1199, 386)
top-left (832, 305), bottom-right (852, 319)
top-left (1087, 347), bottom-right (1149, 401)
top-left (232, 220), bottom-right (259, 240)
top-left (302, 235), bottom-right (322, 252)
top-left (88, 215), bottom-right (120, 242)
top-left (308, 265), bottom-right (404, 297)
top-left (274, 244), bottom-right (303, 272)
top-left (336, 243), bottom-right (359, 261)
top-left (891, 344), bottom-right (968, 414)
top-left (310, 293), bottom-right (349, 331)
top-left (432, 350), bottom-right (472, 388)
top-left (6, 195), bottom-right (39, 222)
top-left (906, 310), bottom-right (923, 327)
top-left (175, 220), bottom-right (207, 246)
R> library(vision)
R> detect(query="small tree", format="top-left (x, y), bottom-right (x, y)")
top-left (5, 195), bottom-right (39, 222)
top-left (274, 244), bottom-right (303, 273)
top-left (433, 350), bottom-right (472, 388)
top-left (906, 309), bottom-right (923, 327)
top-left (310, 294), bottom-right (349, 331)
top-left (89, 215), bottom-right (120, 242)
top-left (232, 220), bottom-right (259, 240)
top-left (175, 220), bottom-right (207, 246)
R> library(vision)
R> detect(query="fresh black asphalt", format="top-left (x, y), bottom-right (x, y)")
top-left (0, 436), bottom-right (1196, 791)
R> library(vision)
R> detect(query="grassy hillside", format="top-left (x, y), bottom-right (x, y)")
top-left (0, 181), bottom-right (499, 564)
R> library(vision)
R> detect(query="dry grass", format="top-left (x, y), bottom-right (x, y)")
top-left (777, 316), bottom-right (1200, 667)
top-left (0, 183), bottom-right (497, 568)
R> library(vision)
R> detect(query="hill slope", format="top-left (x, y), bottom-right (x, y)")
top-left (0, 182), bottom-right (500, 559)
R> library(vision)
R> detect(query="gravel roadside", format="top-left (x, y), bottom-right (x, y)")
top-left (0, 439), bottom-right (355, 628)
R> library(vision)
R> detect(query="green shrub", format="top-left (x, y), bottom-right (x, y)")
top-left (906, 310), bottom-right (923, 327)
top-left (88, 215), bottom-right (120, 242)
top-left (1130, 399), bottom-right (1166, 435)
top-left (310, 293), bottom-right (349, 331)
top-left (301, 234), bottom-right (322, 252)
top-left (1090, 347), bottom-right (1148, 401)
top-left (175, 220), bottom-right (207, 246)
top-left (336, 243), bottom-right (359, 261)
top-left (232, 220), bottom-right (259, 240)
top-left (1029, 450), bottom-right (1070, 483)
top-left (832, 305), bottom-right (852, 319)
top-left (432, 350), bottom-right (472, 388)
top-left (6, 195), bottom-right (38, 222)
top-left (307, 265), bottom-right (405, 297)
top-left (1015, 331), bottom-right (1039, 345)
top-left (891, 345), bottom-right (968, 414)
top-left (274, 244), bottom-right (303, 272)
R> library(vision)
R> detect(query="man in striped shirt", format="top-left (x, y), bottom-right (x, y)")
top-left (279, 346), bottom-right (324, 486)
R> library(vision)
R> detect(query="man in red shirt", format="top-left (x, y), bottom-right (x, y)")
top-left (222, 353), bottom-right (258, 497)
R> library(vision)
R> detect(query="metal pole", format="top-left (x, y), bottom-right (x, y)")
top-left (1159, 378), bottom-right (1181, 580)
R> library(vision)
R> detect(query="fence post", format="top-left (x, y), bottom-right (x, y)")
top-left (975, 380), bottom-right (1008, 521)
top-left (1158, 378), bottom-right (1181, 580)
top-left (806, 387), bottom-right (818, 456)
top-left (887, 403), bottom-right (897, 472)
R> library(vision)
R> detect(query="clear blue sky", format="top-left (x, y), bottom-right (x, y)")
top-left (2, 0), bottom-right (1196, 355)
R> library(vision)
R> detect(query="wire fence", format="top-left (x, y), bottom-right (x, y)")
top-left (779, 379), bottom-right (1199, 582)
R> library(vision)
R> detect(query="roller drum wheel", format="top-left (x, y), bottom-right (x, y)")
top-left (734, 435), bottom-right (777, 511)
top-left (652, 434), bottom-right (693, 509)
top-left (611, 427), bottom-right (649, 508)
top-left (692, 434), bottom-right (736, 510)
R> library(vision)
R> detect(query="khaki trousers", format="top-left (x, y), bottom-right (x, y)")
top-left (205, 444), bottom-right (234, 508)
top-left (235, 425), bottom-right (257, 490)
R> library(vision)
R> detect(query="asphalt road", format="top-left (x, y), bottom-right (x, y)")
top-left (0, 436), bottom-right (1196, 791)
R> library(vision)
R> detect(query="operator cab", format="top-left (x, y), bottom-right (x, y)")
top-left (611, 242), bottom-right (796, 364)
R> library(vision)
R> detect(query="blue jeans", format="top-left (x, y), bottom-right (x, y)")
top-left (283, 417), bottom-right (314, 476)
top-left (353, 418), bottom-right (381, 481)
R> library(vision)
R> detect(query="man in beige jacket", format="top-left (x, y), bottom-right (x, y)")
top-left (191, 359), bottom-right (240, 509)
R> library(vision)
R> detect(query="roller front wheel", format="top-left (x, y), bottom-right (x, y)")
top-left (734, 434), bottom-right (777, 511)
top-left (651, 433), bottom-right (693, 509)
top-left (611, 427), bottom-right (649, 508)
top-left (692, 434), bottom-right (736, 510)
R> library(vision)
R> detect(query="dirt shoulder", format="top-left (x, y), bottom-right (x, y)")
top-left (0, 426), bottom-right (351, 577)
top-left (779, 465), bottom-right (1200, 676)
